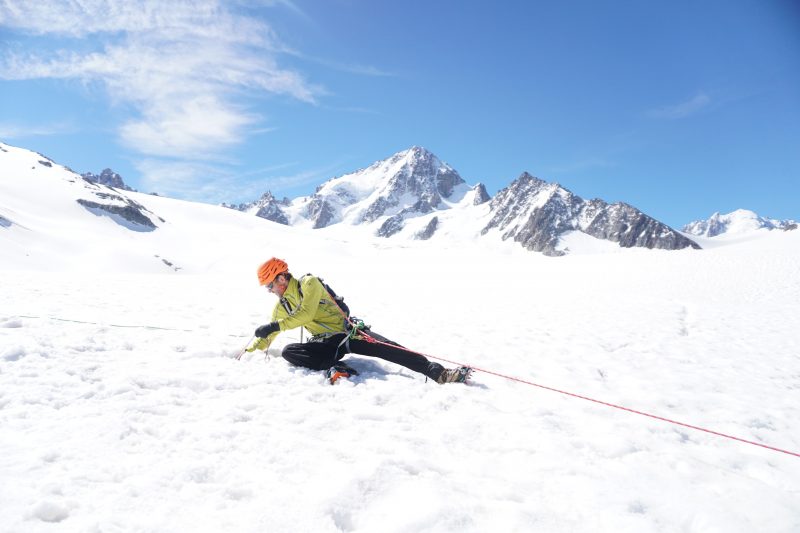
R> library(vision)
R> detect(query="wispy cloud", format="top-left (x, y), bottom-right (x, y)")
top-left (316, 60), bottom-right (396, 78)
top-left (281, 45), bottom-right (396, 78)
top-left (233, 159), bottom-right (349, 201)
top-left (263, 0), bottom-right (312, 23)
top-left (646, 92), bottom-right (711, 120)
top-left (135, 159), bottom-right (227, 198)
top-left (0, 1), bottom-right (319, 159)
top-left (0, 121), bottom-right (73, 139)
top-left (134, 157), bottom-right (341, 204)
top-left (261, 167), bottom-right (337, 191)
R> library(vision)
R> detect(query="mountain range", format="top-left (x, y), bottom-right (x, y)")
top-left (222, 146), bottom-right (700, 256)
top-left (3, 141), bottom-right (795, 263)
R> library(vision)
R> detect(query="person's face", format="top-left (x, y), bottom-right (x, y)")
top-left (266, 273), bottom-right (289, 297)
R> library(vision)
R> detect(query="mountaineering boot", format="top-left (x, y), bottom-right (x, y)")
top-left (436, 366), bottom-right (472, 384)
top-left (326, 362), bottom-right (359, 385)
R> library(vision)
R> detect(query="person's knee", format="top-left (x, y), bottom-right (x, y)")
top-left (281, 343), bottom-right (304, 366)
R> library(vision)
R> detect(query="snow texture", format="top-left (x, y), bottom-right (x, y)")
top-left (1, 141), bottom-right (800, 532)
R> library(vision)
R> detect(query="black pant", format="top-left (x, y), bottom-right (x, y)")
top-left (281, 332), bottom-right (444, 380)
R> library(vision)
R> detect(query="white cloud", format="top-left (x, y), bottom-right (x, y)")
top-left (0, 0), bottom-right (272, 43)
top-left (135, 158), bottom-right (226, 198)
top-left (646, 92), bottom-right (711, 120)
top-left (119, 96), bottom-right (256, 158)
top-left (0, 0), bottom-right (318, 158)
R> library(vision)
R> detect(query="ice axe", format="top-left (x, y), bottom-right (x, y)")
top-left (234, 335), bottom-right (255, 360)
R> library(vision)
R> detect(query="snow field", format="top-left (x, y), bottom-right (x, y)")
top-left (2, 231), bottom-right (800, 532)
top-left (2, 142), bottom-right (799, 531)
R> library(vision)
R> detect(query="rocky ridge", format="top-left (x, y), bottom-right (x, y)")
top-left (223, 192), bottom-right (290, 225)
top-left (482, 173), bottom-right (699, 256)
top-left (233, 148), bottom-right (702, 255)
top-left (82, 168), bottom-right (135, 191)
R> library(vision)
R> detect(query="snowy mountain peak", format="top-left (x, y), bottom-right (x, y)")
top-left (0, 142), bottom-right (164, 250)
top-left (516, 171), bottom-right (548, 187)
top-left (396, 145), bottom-right (436, 162)
top-left (284, 147), bottom-right (468, 232)
top-left (362, 145), bottom-right (464, 201)
top-left (683, 209), bottom-right (798, 237)
top-left (472, 183), bottom-right (491, 205)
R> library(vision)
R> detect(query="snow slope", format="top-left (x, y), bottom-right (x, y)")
top-left (2, 143), bottom-right (800, 532)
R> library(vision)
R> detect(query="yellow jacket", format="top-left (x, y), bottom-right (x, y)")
top-left (256, 275), bottom-right (348, 351)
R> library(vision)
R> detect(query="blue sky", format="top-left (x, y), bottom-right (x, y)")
top-left (1, 0), bottom-right (798, 227)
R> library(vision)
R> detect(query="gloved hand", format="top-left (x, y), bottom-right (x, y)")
top-left (254, 321), bottom-right (280, 338)
top-left (245, 337), bottom-right (270, 353)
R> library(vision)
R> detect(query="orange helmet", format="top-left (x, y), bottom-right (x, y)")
top-left (257, 258), bottom-right (288, 286)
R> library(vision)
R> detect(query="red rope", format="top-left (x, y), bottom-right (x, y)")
top-left (359, 331), bottom-right (800, 459)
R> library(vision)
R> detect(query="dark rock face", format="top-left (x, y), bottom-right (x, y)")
top-left (362, 197), bottom-right (392, 224)
top-left (473, 183), bottom-right (490, 205)
top-left (82, 169), bottom-right (135, 191)
top-left (76, 197), bottom-right (157, 230)
top-left (307, 188), bottom-right (355, 227)
top-left (255, 203), bottom-right (289, 225)
top-left (415, 216), bottom-right (439, 240)
top-left (307, 197), bottom-right (335, 229)
top-left (483, 173), bottom-right (700, 256)
top-left (251, 192), bottom-right (289, 225)
top-left (377, 214), bottom-right (405, 238)
top-left (583, 201), bottom-right (700, 250)
top-left (482, 173), bottom-right (564, 254)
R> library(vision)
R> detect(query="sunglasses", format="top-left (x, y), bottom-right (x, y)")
top-left (265, 274), bottom-right (282, 290)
